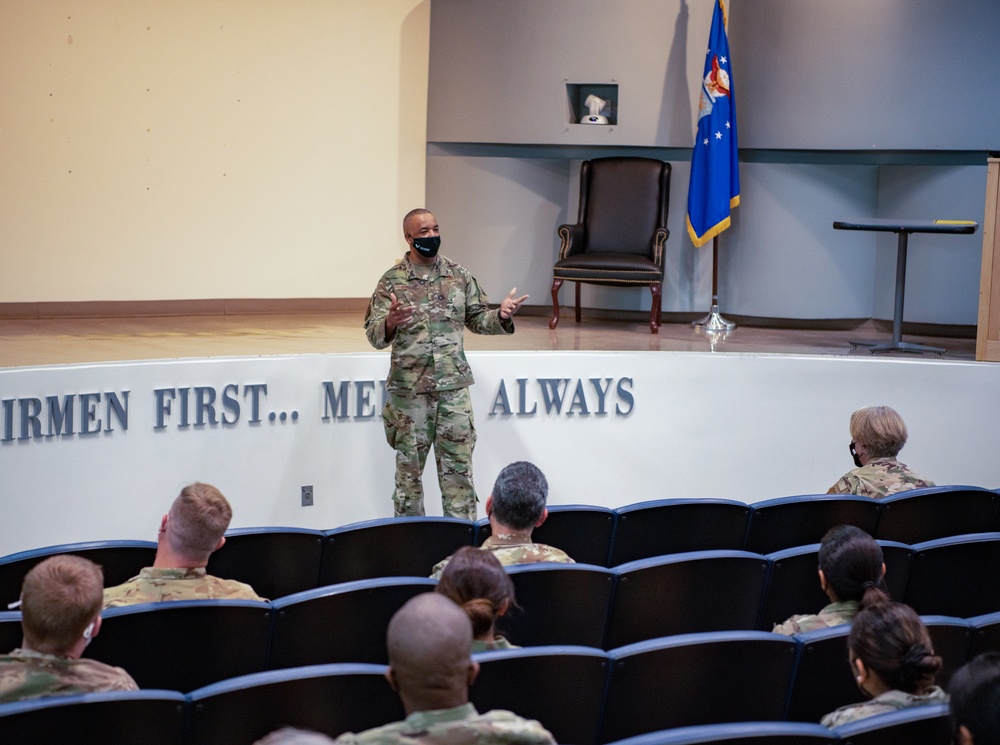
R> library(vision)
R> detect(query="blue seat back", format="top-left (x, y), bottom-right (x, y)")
top-left (830, 702), bottom-right (952, 745)
top-left (602, 632), bottom-right (799, 742)
top-left (606, 551), bottom-right (770, 649)
top-left (786, 625), bottom-right (859, 723)
top-left (0, 610), bottom-right (21, 652)
top-left (0, 689), bottom-right (186, 745)
top-left (0, 540), bottom-right (157, 607)
top-left (968, 610), bottom-right (1000, 660)
top-left (743, 495), bottom-right (880, 556)
top-left (602, 721), bottom-right (835, 745)
top-left (471, 646), bottom-right (610, 745)
top-left (269, 577), bottom-right (436, 668)
top-left (874, 485), bottom-right (999, 545)
top-left (206, 526), bottom-right (324, 600)
top-left (86, 599), bottom-right (273, 692)
top-left (321, 517), bottom-right (473, 585)
top-left (904, 532), bottom-right (1000, 618)
top-left (921, 615), bottom-right (972, 688)
top-left (187, 663), bottom-right (403, 745)
top-left (498, 563), bottom-right (614, 648)
top-left (608, 499), bottom-right (751, 567)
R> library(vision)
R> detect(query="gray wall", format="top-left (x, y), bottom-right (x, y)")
top-left (425, 0), bottom-right (996, 324)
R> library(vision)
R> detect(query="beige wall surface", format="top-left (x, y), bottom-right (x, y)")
top-left (0, 0), bottom-right (429, 302)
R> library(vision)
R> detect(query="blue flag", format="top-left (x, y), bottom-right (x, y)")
top-left (686, 0), bottom-right (740, 248)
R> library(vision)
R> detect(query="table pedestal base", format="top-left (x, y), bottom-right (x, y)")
top-left (849, 338), bottom-right (946, 355)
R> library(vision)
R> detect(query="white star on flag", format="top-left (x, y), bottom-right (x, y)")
top-left (715, 131), bottom-right (723, 139)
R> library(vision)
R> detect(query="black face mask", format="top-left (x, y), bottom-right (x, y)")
top-left (412, 235), bottom-right (440, 258)
top-left (849, 441), bottom-right (863, 468)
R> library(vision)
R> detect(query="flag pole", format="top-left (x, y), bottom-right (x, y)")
top-left (691, 235), bottom-right (736, 331)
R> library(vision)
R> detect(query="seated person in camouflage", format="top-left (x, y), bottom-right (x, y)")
top-left (773, 524), bottom-right (890, 635)
top-left (827, 405), bottom-right (935, 498)
top-left (332, 593), bottom-right (556, 745)
top-left (436, 547), bottom-right (519, 652)
top-left (431, 462), bottom-right (573, 578)
top-left (0, 555), bottom-right (137, 702)
top-left (103, 482), bottom-right (265, 607)
top-left (821, 602), bottom-right (948, 728)
top-left (950, 652), bottom-right (1000, 745)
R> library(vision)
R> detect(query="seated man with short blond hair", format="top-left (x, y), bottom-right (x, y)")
top-left (103, 482), bottom-right (265, 607)
top-left (0, 555), bottom-right (137, 702)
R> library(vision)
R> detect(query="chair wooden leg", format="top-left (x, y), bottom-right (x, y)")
top-left (575, 282), bottom-right (582, 324)
top-left (649, 282), bottom-right (662, 334)
top-left (549, 277), bottom-right (563, 329)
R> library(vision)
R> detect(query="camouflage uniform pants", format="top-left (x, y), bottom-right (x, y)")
top-left (382, 387), bottom-right (477, 520)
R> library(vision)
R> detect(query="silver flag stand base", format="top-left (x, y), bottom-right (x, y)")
top-left (691, 304), bottom-right (737, 331)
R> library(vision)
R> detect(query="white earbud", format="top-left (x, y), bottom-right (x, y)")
top-left (82, 622), bottom-right (95, 641)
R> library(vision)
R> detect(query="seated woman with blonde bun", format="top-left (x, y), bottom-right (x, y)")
top-left (821, 602), bottom-right (948, 727)
top-left (435, 546), bottom-right (519, 652)
top-left (773, 524), bottom-right (890, 635)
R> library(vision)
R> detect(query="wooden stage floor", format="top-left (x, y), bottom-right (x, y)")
top-left (0, 311), bottom-right (977, 369)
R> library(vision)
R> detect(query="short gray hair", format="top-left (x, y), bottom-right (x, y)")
top-left (490, 461), bottom-right (548, 530)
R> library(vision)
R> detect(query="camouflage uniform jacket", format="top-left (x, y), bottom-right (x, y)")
top-left (102, 566), bottom-right (266, 607)
top-left (431, 533), bottom-right (575, 578)
top-left (472, 635), bottom-right (519, 653)
top-left (332, 702), bottom-right (556, 745)
top-left (364, 254), bottom-right (512, 393)
top-left (827, 457), bottom-right (935, 499)
top-left (820, 685), bottom-right (948, 728)
top-left (772, 600), bottom-right (860, 636)
top-left (0, 648), bottom-right (138, 703)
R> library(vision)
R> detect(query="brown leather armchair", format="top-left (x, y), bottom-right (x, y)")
top-left (549, 157), bottom-right (671, 333)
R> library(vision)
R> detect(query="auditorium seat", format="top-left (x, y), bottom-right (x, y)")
top-left (470, 646), bottom-right (609, 745)
top-left (903, 532), bottom-right (1000, 618)
top-left (0, 540), bottom-right (157, 607)
top-left (967, 610), bottom-right (1000, 660)
top-left (605, 551), bottom-right (769, 649)
top-left (268, 577), bottom-right (436, 668)
top-left (475, 504), bottom-right (616, 567)
top-left (496, 563), bottom-right (614, 648)
top-left (608, 499), bottom-right (751, 567)
top-left (85, 599), bottom-right (272, 692)
top-left (206, 526), bottom-right (324, 600)
top-left (785, 625), bottom-right (860, 723)
top-left (874, 485), bottom-right (999, 545)
top-left (742, 495), bottom-right (880, 556)
top-left (601, 631), bottom-right (798, 742)
top-left (0, 610), bottom-right (21, 652)
top-left (757, 540), bottom-right (912, 632)
top-left (921, 615), bottom-right (972, 687)
top-left (829, 702), bottom-right (952, 745)
top-left (186, 663), bottom-right (404, 745)
top-left (602, 721), bottom-right (835, 745)
top-left (0, 689), bottom-right (187, 745)
top-left (320, 516), bottom-right (473, 584)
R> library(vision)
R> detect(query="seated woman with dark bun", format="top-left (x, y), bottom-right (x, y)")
top-left (435, 546), bottom-right (519, 652)
top-left (773, 524), bottom-right (890, 635)
top-left (821, 602), bottom-right (947, 727)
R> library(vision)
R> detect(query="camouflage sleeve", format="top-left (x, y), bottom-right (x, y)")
top-left (364, 278), bottom-right (395, 350)
top-left (429, 557), bottom-right (449, 580)
top-left (827, 474), bottom-right (854, 495)
top-left (771, 617), bottom-right (804, 636)
top-left (461, 270), bottom-right (511, 337)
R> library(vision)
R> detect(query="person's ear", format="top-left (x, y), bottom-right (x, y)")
top-left (485, 496), bottom-right (493, 518)
top-left (854, 657), bottom-right (869, 685)
top-left (879, 562), bottom-right (887, 582)
top-left (467, 659), bottom-right (480, 687)
top-left (385, 667), bottom-right (398, 692)
top-left (498, 599), bottom-right (511, 617)
top-left (534, 507), bottom-right (549, 529)
top-left (957, 724), bottom-right (975, 745)
top-left (91, 615), bottom-right (102, 639)
top-left (818, 569), bottom-right (828, 592)
top-left (214, 536), bottom-right (226, 552)
top-left (158, 514), bottom-right (168, 537)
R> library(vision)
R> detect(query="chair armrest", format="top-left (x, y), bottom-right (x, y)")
top-left (558, 224), bottom-right (586, 260)
top-left (652, 227), bottom-right (669, 265)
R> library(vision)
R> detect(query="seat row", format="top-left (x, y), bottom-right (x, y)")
top-left (3, 535), bottom-right (1000, 693)
top-left (0, 484), bottom-right (995, 603)
top-left (0, 633), bottom-right (963, 745)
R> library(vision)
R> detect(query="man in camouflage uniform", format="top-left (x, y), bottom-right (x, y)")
top-left (432, 462), bottom-right (573, 578)
top-left (0, 555), bottom-right (137, 702)
top-left (332, 593), bottom-right (556, 745)
top-left (365, 209), bottom-right (527, 520)
top-left (827, 405), bottom-right (935, 499)
top-left (103, 482), bottom-right (265, 607)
